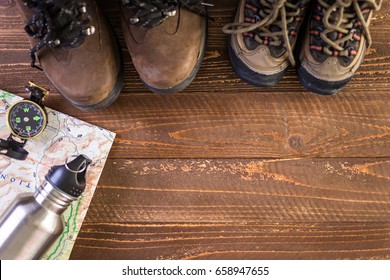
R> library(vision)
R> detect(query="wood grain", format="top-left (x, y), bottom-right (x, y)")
top-left (0, 0), bottom-right (389, 158)
top-left (74, 91), bottom-right (390, 158)
top-left (71, 158), bottom-right (390, 259)
top-left (0, 0), bottom-right (389, 260)
top-left (85, 159), bottom-right (390, 224)
top-left (71, 222), bottom-right (390, 260)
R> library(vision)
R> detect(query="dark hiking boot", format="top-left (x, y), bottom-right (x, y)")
top-left (223, 0), bottom-right (310, 87)
top-left (119, 0), bottom-right (208, 94)
top-left (298, 0), bottom-right (382, 95)
top-left (16, 0), bottom-right (123, 110)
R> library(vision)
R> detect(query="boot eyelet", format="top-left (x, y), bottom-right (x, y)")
top-left (349, 29), bottom-right (357, 41)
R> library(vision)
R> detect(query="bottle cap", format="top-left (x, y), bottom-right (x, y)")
top-left (46, 155), bottom-right (92, 198)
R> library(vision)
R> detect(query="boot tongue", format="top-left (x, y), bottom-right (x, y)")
top-left (310, 0), bottom-right (377, 66)
top-left (326, 8), bottom-right (343, 42)
top-left (243, 0), bottom-right (308, 56)
top-left (325, 1), bottom-right (371, 52)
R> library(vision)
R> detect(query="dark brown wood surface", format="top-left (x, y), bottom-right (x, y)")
top-left (0, 0), bottom-right (389, 259)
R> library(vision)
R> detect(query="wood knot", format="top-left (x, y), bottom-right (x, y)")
top-left (288, 135), bottom-right (304, 150)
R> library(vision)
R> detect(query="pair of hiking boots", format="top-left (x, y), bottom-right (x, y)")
top-left (16, 0), bottom-right (208, 110)
top-left (224, 0), bottom-right (382, 94)
top-left (16, 0), bottom-right (382, 111)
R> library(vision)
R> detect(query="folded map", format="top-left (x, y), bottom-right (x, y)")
top-left (0, 89), bottom-right (115, 260)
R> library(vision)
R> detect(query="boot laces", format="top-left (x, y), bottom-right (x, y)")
top-left (311, 0), bottom-right (382, 58)
top-left (122, 0), bottom-right (213, 29)
top-left (23, 0), bottom-right (96, 70)
top-left (223, 0), bottom-right (309, 67)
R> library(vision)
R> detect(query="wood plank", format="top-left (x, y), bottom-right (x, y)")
top-left (1, 0), bottom-right (390, 261)
top-left (1, 1), bottom-right (390, 159)
top-left (71, 158), bottom-right (390, 259)
top-left (71, 222), bottom-right (390, 260)
top-left (84, 158), bottom-right (390, 224)
top-left (73, 91), bottom-right (390, 159)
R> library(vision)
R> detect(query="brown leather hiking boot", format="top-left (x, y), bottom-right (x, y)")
top-left (119, 0), bottom-right (208, 94)
top-left (16, 0), bottom-right (123, 110)
top-left (298, 0), bottom-right (382, 95)
top-left (223, 0), bottom-right (310, 87)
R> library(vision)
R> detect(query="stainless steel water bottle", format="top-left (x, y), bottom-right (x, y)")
top-left (0, 155), bottom-right (92, 260)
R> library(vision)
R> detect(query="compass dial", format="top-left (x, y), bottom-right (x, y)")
top-left (7, 100), bottom-right (47, 139)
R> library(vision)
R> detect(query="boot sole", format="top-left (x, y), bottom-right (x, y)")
top-left (142, 18), bottom-right (207, 95)
top-left (297, 64), bottom-right (352, 95)
top-left (228, 38), bottom-right (286, 87)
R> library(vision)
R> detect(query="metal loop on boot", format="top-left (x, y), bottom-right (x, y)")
top-left (123, 0), bottom-right (214, 29)
top-left (23, 0), bottom-right (96, 69)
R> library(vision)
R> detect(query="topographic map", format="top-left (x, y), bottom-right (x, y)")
top-left (0, 89), bottom-right (115, 259)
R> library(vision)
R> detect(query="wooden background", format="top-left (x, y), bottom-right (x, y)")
top-left (0, 0), bottom-right (389, 259)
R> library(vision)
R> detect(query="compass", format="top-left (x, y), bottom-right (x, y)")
top-left (7, 100), bottom-right (47, 139)
top-left (0, 82), bottom-right (49, 160)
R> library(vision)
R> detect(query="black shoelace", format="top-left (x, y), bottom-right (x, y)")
top-left (23, 0), bottom-right (96, 70)
top-left (122, 0), bottom-right (213, 29)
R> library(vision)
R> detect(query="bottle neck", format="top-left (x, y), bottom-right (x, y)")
top-left (34, 181), bottom-right (76, 214)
